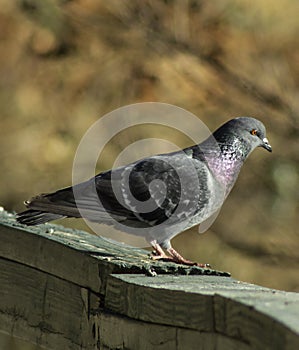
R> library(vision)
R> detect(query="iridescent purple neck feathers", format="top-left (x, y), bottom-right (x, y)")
top-left (194, 133), bottom-right (252, 193)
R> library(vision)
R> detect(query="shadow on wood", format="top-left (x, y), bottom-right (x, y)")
top-left (0, 209), bottom-right (298, 350)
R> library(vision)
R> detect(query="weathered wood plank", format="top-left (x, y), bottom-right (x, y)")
top-left (105, 274), bottom-right (214, 331)
top-left (0, 257), bottom-right (98, 349)
top-left (0, 209), bottom-right (298, 350)
top-left (105, 274), bottom-right (299, 350)
top-left (214, 292), bottom-right (299, 349)
top-left (99, 312), bottom-right (252, 350)
top-left (99, 312), bottom-right (177, 350)
top-left (0, 209), bottom-right (230, 296)
top-left (176, 328), bottom-right (251, 350)
top-left (0, 223), bottom-right (102, 292)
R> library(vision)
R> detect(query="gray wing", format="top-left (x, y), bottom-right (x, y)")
top-left (18, 150), bottom-right (214, 228)
top-left (93, 151), bottom-right (213, 228)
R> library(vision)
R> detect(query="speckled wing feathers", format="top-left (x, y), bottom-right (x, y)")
top-left (17, 117), bottom-right (271, 240)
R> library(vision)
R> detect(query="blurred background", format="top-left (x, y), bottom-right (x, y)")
top-left (0, 0), bottom-right (298, 292)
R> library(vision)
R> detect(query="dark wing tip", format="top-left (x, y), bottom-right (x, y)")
top-left (16, 209), bottom-right (64, 226)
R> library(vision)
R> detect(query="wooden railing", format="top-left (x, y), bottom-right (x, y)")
top-left (0, 209), bottom-right (298, 350)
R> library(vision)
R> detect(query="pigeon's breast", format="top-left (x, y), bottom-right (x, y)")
top-left (182, 157), bottom-right (227, 226)
top-left (204, 141), bottom-right (245, 195)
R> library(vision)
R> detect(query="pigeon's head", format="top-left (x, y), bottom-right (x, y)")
top-left (214, 117), bottom-right (272, 155)
top-left (233, 117), bottom-right (272, 152)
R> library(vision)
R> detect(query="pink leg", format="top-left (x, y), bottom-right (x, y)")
top-left (150, 241), bottom-right (210, 268)
top-left (151, 241), bottom-right (172, 260)
top-left (167, 247), bottom-right (210, 268)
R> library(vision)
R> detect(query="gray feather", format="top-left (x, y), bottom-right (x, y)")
top-left (17, 116), bottom-right (271, 248)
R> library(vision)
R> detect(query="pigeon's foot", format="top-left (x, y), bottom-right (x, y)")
top-left (150, 242), bottom-right (210, 268)
top-left (151, 242), bottom-right (172, 261)
top-left (167, 247), bottom-right (210, 268)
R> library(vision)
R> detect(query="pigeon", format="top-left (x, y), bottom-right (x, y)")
top-left (17, 117), bottom-right (272, 267)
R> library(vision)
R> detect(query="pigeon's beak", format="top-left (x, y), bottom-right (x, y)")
top-left (261, 137), bottom-right (272, 152)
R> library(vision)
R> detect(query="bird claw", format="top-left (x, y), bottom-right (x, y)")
top-left (195, 262), bottom-right (211, 268)
top-left (174, 259), bottom-right (211, 269)
top-left (150, 243), bottom-right (211, 268)
top-left (151, 254), bottom-right (211, 269)
top-left (151, 250), bottom-right (172, 261)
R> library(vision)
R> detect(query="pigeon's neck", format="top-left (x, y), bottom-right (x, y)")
top-left (200, 135), bottom-right (251, 193)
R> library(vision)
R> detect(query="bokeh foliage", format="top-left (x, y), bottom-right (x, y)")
top-left (0, 0), bottom-right (298, 291)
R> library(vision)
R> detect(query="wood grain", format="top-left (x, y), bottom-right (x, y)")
top-left (0, 209), bottom-right (298, 349)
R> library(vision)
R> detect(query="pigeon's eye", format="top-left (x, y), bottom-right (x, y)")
top-left (250, 129), bottom-right (258, 136)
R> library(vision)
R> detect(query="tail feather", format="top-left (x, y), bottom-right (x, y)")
top-left (16, 179), bottom-right (123, 226)
top-left (16, 185), bottom-right (80, 226)
top-left (16, 209), bottom-right (65, 226)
